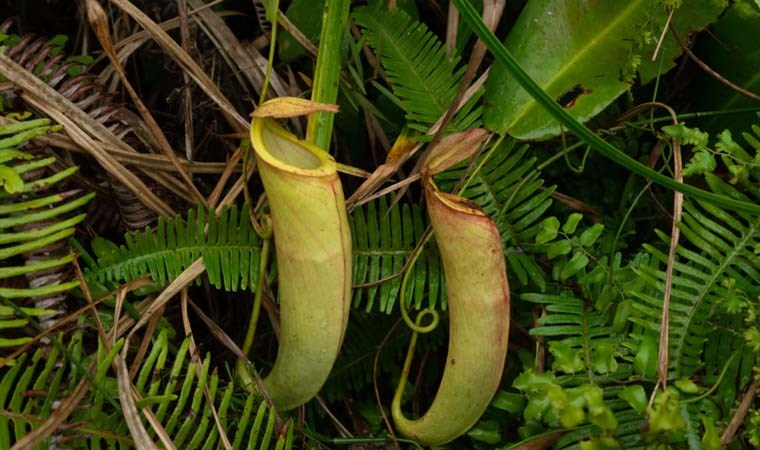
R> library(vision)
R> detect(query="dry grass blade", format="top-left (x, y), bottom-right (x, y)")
top-left (721, 378), bottom-right (760, 446)
top-left (24, 128), bottom-right (233, 173)
top-left (394, 0), bottom-right (504, 207)
top-left (129, 304), bottom-right (166, 380)
top-left (181, 291), bottom-right (234, 450)
top-left (142, 406), bottom-right (179, 450)
top-left (278, 10), bottom-right (318, 57)
top-left (128, 258), bottom-right (207, 336)
top-left (431, 0), bottom-right (503, 145)
top-left (348, 72), bottom-right (489, 207)
top-left (0, 52), bottom-right (176, 217)
top-left (656, 103), bottom-right (682, 390)
top-left (110, 0), bottom-right (249, 132)
top-left (86, 0), bottom-right (207, 206)
top-left (445, 2), bottom-right (459, 53)
top-left (187, 0), bottom-right (289, 100)
top-left (177, 0), bottom-right (196, 161)
top-left (208, 146), bottom-right (244, 207)
top-left (0, 278), bottom-right (152, 369)
top-left (114, 356), bottom-right (160, 450)
top-left (101, 4), bottom-right (232, 83)
top-left (187, 298), bottom-right (248, 360)
top-left (10, 376), bottom-right (91, 450)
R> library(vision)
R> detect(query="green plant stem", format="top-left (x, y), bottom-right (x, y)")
top-left (260, 0), bottom-right (280, 102)
top-left (307, 0), bottom-right (350, 150)
top-left (452, 0), bottom-right (760, 216)
top-left (682, 354), bottom-right (737, 404)
top-left (626, 106), bottom-right (760, 126)
top-left (241, 231), bottom-right (271, 357)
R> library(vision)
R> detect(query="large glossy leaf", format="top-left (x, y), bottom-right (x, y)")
top-left (693, 0), bottom-right (760, 133)
top-left (278, 0), bottom-right (325, 62)
top-left (484, 0), bottom-right (725, 140)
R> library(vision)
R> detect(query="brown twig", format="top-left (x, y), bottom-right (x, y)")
top-left (86, 0), bottom-right (207, 206)
top-left (721, 378), bottom-right (760, 446)
top-left (669, 21), bottom-right (760, 102)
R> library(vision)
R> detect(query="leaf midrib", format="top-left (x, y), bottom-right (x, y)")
top-left (361, 10), bottom-right (452, 122)
top-left (506, 0), bottom-right (646, 131)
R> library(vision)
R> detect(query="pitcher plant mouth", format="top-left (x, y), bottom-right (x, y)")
top-left (248, 115), bottom-right (352, 412)
top-left (251, 117), bottom-right (335, 176)
top-left (428, 188), bottom-right (487, 218)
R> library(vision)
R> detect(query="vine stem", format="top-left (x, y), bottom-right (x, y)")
top-left (390, 215), bottom-right (440, 424)
top-left (241, 224), bottom-right (272, 357)
top-left (259, 0), bottom-right (280, 103)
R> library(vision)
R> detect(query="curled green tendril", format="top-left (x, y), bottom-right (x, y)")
top-left (392, 239), bottom-right (440, 427)
top-left (398, 238), bottom-right (439, 334)
top-left (236, 215), bottom-right (273, 391)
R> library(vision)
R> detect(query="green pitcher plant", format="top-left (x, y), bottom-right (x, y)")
top-left (391, 139), bottom-right (511, 447)
top-left (250, 116), bottom-right (352, 411)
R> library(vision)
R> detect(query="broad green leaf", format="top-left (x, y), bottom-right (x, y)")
top-left (580, 437), bottom-right (622, 450)
top-left (467, 420), bottom-right (502, 444)
top-left (694, 0), bottom-right (760, 133)
top-left (484, 0), bottom-right (725, 140)
top-left (548, 341), bottom-right (584, 374)
top-left (491, 391), bottom-right (525, 414)
top-left (634, 334), bottom-right (658, 378)
top-left (618, 385), bottom-right (648, 413)
top-left (579, 224), bottom-right (604, 247)
top-left (700, 415), bottom-right (721, 450)
top-left (562, 213), bottom-right (583, 234)
top-left (559, 251), bottom-right (589, 280)
top-left (279, 0), bottom-right (325, 62)
top-left (0, 164), bottom-right (23, 193)
top-left (546, 240), bottom-right (572, 259)
top-left (648, 390), bottom-right (686, 434)
top-left (682, 150), bottom-right (717, 176)
top-left (662, 124), bottom-right (710, 149)
top-left (535, 216), bottom-right (560, 244)
top-left (590, 342), bottom-right (618, 374)
top-left (91, 236), bottom-right (120, 260)
top-left (674, 378), bottom-right (702, 394)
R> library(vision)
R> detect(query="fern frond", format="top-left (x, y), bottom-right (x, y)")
top-left (522, 290), bottom-right (632, 378)
top-left (84, 204), bottom-right (262, 293)
top-left (351, 195), bottom-right (445, 313)
top-left (629, 174), bottom-right (760, 378)
top-left (353, 5), bottom-right (466, 131)
top-left (0, 116), bottom-right (92, 345)
top-left (0, 330), bottom-right (292, 449)
top-left (89, 196), bottom-right (445, 315)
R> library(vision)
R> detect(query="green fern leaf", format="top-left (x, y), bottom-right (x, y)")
top-left (353, 5), bottom-right (466, 131)
top-left (84, 204), bottom-right (262, 294)
top-left (0, 330), bottom-right (292, 449)
top-left (87, 196), bottom-right (445, 315)
top-left (351, 195), bottom-right (445, 313)
top-left (0, 117), bottom-right (92, 349)
top-left (630, 174), bottom-right (760, 377)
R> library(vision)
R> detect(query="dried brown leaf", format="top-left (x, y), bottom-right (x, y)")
top-left (0, 52), bottom-right (176, 217)
top-left (253, 97), bottom-right (339, 118)
top-left (109, 0), bottom-right (249, 132)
